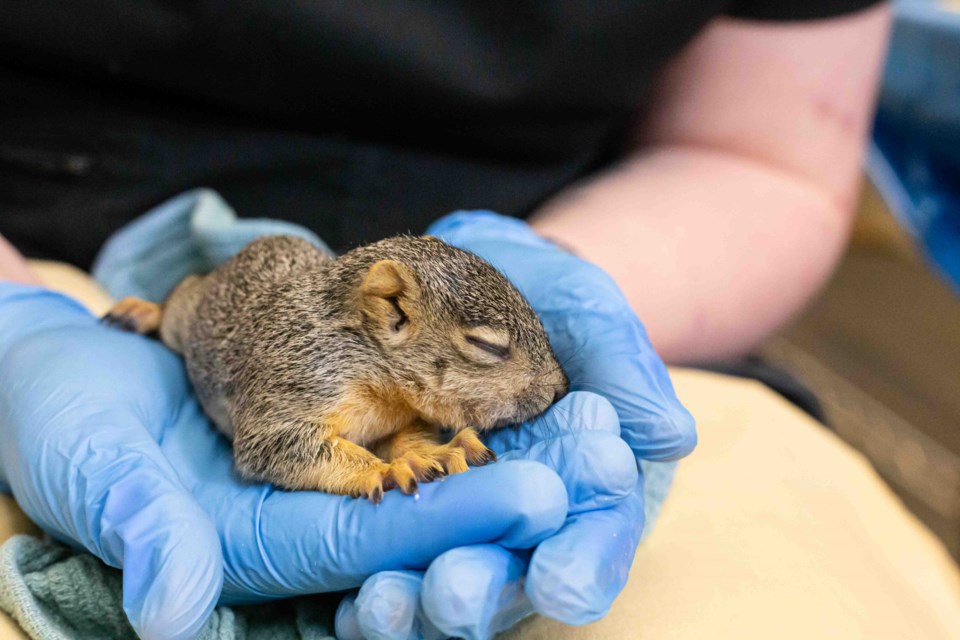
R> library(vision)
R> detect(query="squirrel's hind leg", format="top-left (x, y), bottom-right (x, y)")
top-left (373, 424), bottom-right (496, 479)
top-left (157, 274), bottom-right (204, 353)
top-left (101, 273), bottom-right (205, 348)
top-left (102, 297), bottom-right (163, 335)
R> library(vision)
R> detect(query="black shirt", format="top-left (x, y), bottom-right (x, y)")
top-left (1, 1), bottom-right (880, 267)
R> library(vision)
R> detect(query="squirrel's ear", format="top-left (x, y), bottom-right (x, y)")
top-left (360, 260), bottom-right (417, 299)
top-left (359, 260), bottom-right (420, 339)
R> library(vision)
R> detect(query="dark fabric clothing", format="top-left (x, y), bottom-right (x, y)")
top-left (1, 1), bottom-right (881, 267)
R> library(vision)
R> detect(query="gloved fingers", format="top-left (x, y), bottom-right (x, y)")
top-left (497, 430), bottom-right (637, 514)
top-left (113, 480), bottom-right (224, 640)
top-left (415, 480), bottom-right (645, 638)
top-left (0, 329), bottom-right (223, 640)
top-left (335, 592), bottom-right (365, 640)
top-left (356, 476), bottom-right (647, 640)
top-left (334, 571), bottom-right (445, 640)
top-left (354, 571), bottom-right (420, 640)
top-left (484, 391), bottom-right (620, 453)
top-left (55, 426), bottom-right (223, 640)
top-left (524, 478), bottom-right (646, 626)
top-left (420, 544), bottom-right (533, 640)
top-left (427, 211), bottom-right (556, 252)
top-left (230, 460), bottom-right (567, 600)
top-left (5, 416), bottom-right (223, 640)
top-left (485, 391), bottom-right (634, 513)
top-left (536, 306), bottom-right (697, 463)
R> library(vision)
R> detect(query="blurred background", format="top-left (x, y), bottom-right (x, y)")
top-left (746, 0), bottom-right (960, 560)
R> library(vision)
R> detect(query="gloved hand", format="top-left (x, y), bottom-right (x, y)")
top-left (335, 211), bottom-right (696, 639)
top-left (0, 282), bottom-right (636, 639)
top-left (335, 393), bottom-right (645, 640)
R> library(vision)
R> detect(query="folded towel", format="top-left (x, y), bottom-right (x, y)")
top-left (2, 189), bottom-right (675, 639)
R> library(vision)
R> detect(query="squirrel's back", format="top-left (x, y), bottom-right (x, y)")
top-left (106, 232), bottom-right (567, 498)
top-left (161, 235), bottom-right (334, 436)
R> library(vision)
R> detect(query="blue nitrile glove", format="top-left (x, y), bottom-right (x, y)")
top-left (336, 211), bottom-right (696, 639)
top-left (335, 392), bottom-right (642, 640)
top-left (0, 282), bottom-right (631, 638)
top-left (0, 284), bottom-right (222, 640)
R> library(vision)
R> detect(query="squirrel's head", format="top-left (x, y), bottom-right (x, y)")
top-left (352, 236), bottom-right (569, 432)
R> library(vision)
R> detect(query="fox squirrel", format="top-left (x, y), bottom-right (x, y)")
top-left (104, 235), bottom-right (569, 502)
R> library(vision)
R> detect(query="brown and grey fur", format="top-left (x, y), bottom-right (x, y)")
top-left (104, 235), bottom-right (568, 502)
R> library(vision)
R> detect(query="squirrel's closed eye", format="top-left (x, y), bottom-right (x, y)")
top-left (464, 333), bottom-right (511, 360)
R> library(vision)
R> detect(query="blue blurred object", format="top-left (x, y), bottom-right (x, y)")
top-left (869, 1), bottom-right (960, 292)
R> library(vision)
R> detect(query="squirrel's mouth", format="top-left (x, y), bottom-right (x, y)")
top-left (499, 390), bottom-right (562, 429)
top-left (427, 385), bottom-right (567, 432)
top-left (448, 400), bottom-right (552, 432)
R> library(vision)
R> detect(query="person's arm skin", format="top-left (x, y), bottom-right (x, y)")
top-left (531, 4), bottom-right (891, 364)
top-left (0, 235), bottom-right (39, 285)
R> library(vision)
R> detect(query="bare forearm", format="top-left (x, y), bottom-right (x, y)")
top-left (0, 235), bottom-right (39, 285)
top-left (531, 145), bottom-right (853, 364)
top-left (533, 6), bottom-right (889, 364)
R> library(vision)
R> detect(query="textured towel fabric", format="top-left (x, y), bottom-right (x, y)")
top-left (0, 535), bottom-right (337, 640)
top-left (0, 189), bottom-right (675, 639)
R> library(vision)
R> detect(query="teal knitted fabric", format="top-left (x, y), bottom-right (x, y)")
top-left (0, 189), bottom-right (677, 639)
top-left (0, 535), bottom-right (337, 640)
top-left (0, 459), bottom-right (674, 639)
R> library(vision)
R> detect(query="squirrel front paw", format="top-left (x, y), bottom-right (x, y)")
top-left (397, 452), bottom-right (446, 482)
top-left (395, 428), bottom-right (497, 478)
top-left (356, 429), bottom-right (497, 502)
top-left (359, 459), bottom-right (420, 504)
top-left (444, 428), bottom-right (497, 473)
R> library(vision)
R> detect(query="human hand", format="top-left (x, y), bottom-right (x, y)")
top-left (335, 211), bottom-right (696, 639)
top-left (430, 211), bottom-right (696, 462)
top-left (0, 284), bottom-right (222, 640)
top-left (0, 283), bottom-right (594, 638)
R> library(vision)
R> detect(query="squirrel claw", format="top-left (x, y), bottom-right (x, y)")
top-left (368, 484), bottom-right (385, 505)
top-left (389, 459), bottom-right (419, 495)
top-left (400, 452), bottom-right (446, 483)
top-left (473, 447), bottom-right (497, 466)
top-left (100, 314), bottom-right (137, 333)
top-left (450, 428), bottom-right (496, 467)
top-left (360, 460), bottom-right (419, 503)
top-left (420, 466), bottom-right (444, 482)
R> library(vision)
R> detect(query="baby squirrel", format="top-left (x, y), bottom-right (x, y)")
top-left (104, 235), bottom-right (569, 502)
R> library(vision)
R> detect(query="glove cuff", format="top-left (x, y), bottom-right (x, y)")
top-left (428, 211), bottom-right (556, 251)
